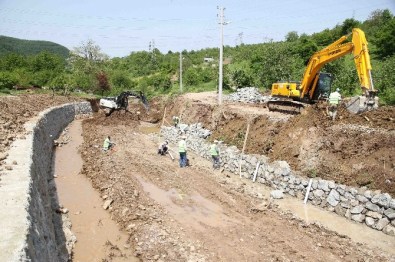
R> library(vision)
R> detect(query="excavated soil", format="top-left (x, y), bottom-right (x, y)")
top-left (1, 92), bottom-right (394, 261)
top-left (0, 94), bottom-right (83, 162)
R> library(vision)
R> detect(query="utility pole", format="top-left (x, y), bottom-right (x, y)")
top-left (179, 52), bottom-right (183, 93)
top-left (217, 6), bottom-right (228, 105)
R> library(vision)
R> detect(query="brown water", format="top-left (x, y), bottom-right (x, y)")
top-left (136, 176), bottom-right (238, 231)
top-left (138, 122), bottom-right (160, 134)
top-left (276, 195), bottom-right (395, 255)
top-left (55, 120), bottom-right (138, 262)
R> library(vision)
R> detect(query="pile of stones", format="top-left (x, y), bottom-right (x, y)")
top-left (224, 87), bottom-right (271, 104)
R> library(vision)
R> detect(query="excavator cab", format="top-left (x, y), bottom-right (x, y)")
top-left (311, 72), bottom-right (332, 101)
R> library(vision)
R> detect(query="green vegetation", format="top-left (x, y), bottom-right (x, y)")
top-left (0, 36), bottom-right (69, 58)
top-left (0, 9), bottom-right (394, 104)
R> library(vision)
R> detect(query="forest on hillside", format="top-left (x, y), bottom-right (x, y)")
top-left (0, 9), bottom-right (394, 104)
top-left (0, 36), bottom-right (69, 58)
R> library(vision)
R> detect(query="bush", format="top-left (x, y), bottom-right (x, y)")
top-left (0, 71), bottom-right (17, 89)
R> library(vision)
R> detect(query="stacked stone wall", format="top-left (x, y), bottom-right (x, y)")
top-left (0, 102), bottom-right (92, 261)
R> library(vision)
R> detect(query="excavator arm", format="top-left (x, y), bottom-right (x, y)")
top-left (300, 28), bottom-right (375, 100)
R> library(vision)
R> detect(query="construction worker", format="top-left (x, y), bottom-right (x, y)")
top-left (103, 136), bottom-right (113, 151)
top-left (178, 135), bottom-right (187, 167)
top-left (173, 116), bottom-right (180, 127)
top-left (327, 88), bottom-right (342, 120)
top-left (158, 140), bottom-right (169, 155)
top-left (210, 140), bottom-right (220, 169)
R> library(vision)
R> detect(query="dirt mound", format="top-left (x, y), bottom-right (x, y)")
top-left (0, 94), bottom-right (83, 157)
top-left (269, 105), bottom-right (395, 195)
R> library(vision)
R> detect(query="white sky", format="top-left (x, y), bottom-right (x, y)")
top-left (0, 0), bottom-right (394, 57)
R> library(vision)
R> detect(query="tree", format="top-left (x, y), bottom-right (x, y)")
top-left (296, 35), bottom-right (318, 63)
top-left (285, 31), bottom-right (299, 42)
top-left (374, 18), bottom-right (395, 58)
top-left (340, 18), bottom-right (361, 35)
top-left (96, 71), bottom-right (110, 95)
top-left (72, 39), bottom-right (108, 62)
top-left (68, 40), bottom-right (109, 92)
top-left (110, 70), bottom-right (133, 91)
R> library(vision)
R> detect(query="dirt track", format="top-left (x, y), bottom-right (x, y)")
top-left (1, 92), bottom-right (394, 261)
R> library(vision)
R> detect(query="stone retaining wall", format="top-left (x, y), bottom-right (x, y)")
top-left (0, 102), bottom-right (92, 261)
top-left (161, 124), bottom-right (395, 236)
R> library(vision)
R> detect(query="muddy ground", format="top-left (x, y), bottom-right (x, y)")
top-left (80, 116), bottom-right (389, 261)
top-left (78, 92), bottom-right (394, 261)
top-left (0, 92), bottom-right (394, 261)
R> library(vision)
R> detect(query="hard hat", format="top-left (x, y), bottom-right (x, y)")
top-left (214, 140), bottom-right (219, 143)
top-left (181, 135), bottom-right (186, 139)
top-left (336, 88), bottom-right (340, 92)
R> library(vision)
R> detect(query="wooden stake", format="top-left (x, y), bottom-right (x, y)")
top-left (242, 123), bottom-right (250, 153)
top-left (239, 123), bottom-right (250, 178)
top-left (161, 107), bottom-right (167, 126)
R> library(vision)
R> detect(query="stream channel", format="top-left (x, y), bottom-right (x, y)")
top-left (54, 120), bottom-right (138, 262)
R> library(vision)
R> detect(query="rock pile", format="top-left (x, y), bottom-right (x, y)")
top-left (224, 87), bottom-right (271, 103)
top-left (161, 123), bottom-right (395, 236)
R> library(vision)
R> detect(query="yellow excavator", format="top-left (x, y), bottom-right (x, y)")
top-left (268, 28), bottom-right (378, 113)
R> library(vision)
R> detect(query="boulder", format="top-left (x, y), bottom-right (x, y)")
top-left (371, 193), bottom-right (391, 208)
top-left (350, 205), bottom-right (364, 214)
top-left (365, 217), bottom-right (375, 227)
top-left (327, 189), bottom-right (340, 207)
top-left (270, 190), bottom-right (284, 199)
top-left (383, 225), bottom-right (395, 236)
top-left (351, 214), bottom-right (365, 223)
top-left (365, 202), bottom-right (380, 212)
top-left (374, 217), bottom-right (390, 231)
top-left (383, 208), bottom-right (395, 220)
top-left (366, 211), bottom-right (382, 220)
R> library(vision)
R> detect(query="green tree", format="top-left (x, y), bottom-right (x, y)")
top-left (340, 18), bottom-right (361, 35)
top-left (68, 40), bottom-right (109, 92)
top-left (0, 71), bottom-right (18, 89)
top-left (0, 53), bottom-right (27, 71)
top-left (96, 71), bottom-right (111, 95)
top-left (110, 70), bottom-right (133, 91)
top-left (374, 18), bottom-right (395, 58)
top-left (285, 31), bottom-right (299, 42)
top-left (374, 56), bottom-right (395, 105)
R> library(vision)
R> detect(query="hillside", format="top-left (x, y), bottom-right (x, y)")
top-left (0, 35), bottom-right (69, 58)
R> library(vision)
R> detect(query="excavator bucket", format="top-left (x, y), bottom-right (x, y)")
top-left (345, 95), bottom-right (379, 114)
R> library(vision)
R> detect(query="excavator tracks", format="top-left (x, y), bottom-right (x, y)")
top-left (267, 100), bottom-right (305, 114)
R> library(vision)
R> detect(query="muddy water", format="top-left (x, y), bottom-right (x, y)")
top-left (276, 196), bottom-right (395, 255)
top-left (55, 120), bottom-right (138, 262)
top-left (136, 176), bottom-right (238, 231)
top-left (139, 122), bottom-right (160, 134)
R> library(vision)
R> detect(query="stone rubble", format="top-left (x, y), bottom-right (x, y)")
top-left (161, 123), bottom-right (395, 237)
top-left (224, 87), bottom-right (271, 104)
